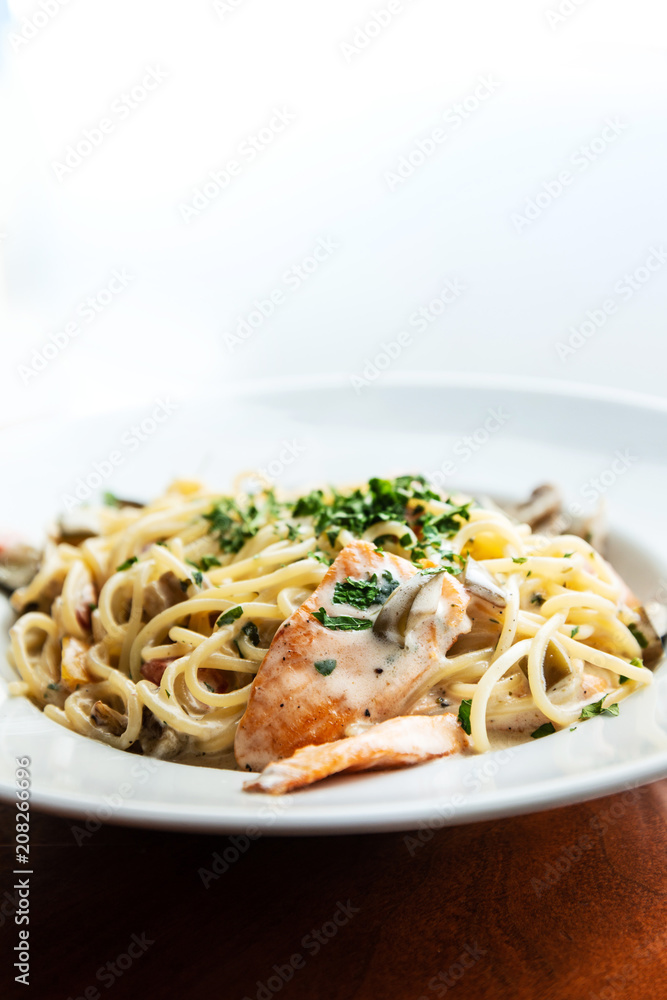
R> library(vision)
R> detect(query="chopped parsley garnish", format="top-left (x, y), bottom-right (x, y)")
top-left (204, 493), bottom-right (282, 554)
top-left (570, 626), bottom-right (580, 638)
top-left (216, 606), bottom-right (243, 628)
top-left (314, 658), bottom-right (337, 676)
top-left (530, 594), bottom-right (545, 606)
top-left (619, 657), bottom-right (642, 685)
top-left (186, 563), bottom-right (204, 587)
top-left (628, 623), bottom-right (648, 649)
top-left (46, 682), bottom-right (60, 691)
top-left (293, 490), bottom-right (325, 518)
top-left (457, 699), bottom-right (472, 735)
top-left (103, 491), bottom-right (121, 507)
top-left (307, 550), bottom-right (333, 566)
top-left (116, 556), bottom-right (138, 572)
top-left (531, 722), bottom-right (556, 739)
top-left (242, 621), bottom-right (260, 646)
top-left (311, 608), bottom-right (372, 631)
top-left (333, 571), bottom-right (399, 610)
top-left (199, 555), bottom-right (222, 571)
top-left (563, 552), bottom-right (573, 558)
top-left (512, 557), bottom-right (527, 564)
top-left (399, 533), bottom-right (412, 547)
top-left (286, 523), bottom-right (300, 542)
top-left (580, 695), bottom-right (620, 720)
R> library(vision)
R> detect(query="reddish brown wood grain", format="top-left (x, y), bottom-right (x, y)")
top-left (2, 781), bottom-right (667, 1000)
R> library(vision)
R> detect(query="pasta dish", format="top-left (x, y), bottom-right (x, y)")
top-left (4, 475), bottom-right (662, 794)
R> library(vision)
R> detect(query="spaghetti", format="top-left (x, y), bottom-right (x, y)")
top-left (6, 475), bottom-right (658, 769)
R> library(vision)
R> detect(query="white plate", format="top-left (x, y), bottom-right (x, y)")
top-left (2, 373), bottom-right (667, 834)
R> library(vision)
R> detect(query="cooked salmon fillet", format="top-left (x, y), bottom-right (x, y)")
top-left (234, 540), bottom-right (471, 771)
top-left (244, 713), bottom-right (469, 794)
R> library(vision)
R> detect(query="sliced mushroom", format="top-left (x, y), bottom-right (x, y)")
top-left (55, 509), bottom-right (101, 545)
top-left (0, 540), bottom-right (41, 593)
top-left (505, 484), bottom-right (562, 532)
top-left (143, 571), bottom-right (186, 620)
top-left (463, 557), bottom-right (507, 608)
top-left (633, 605), bottom-right (664, 669)
top-left (90, 700), bottom-right (127, 737)
top-left (139, 710), bottom-right (189, 759)
top-left (372, 574), bottom-right (432, 647)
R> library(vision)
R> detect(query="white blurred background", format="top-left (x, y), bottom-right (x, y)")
top-left (1, 0), bottom-right (666, 427)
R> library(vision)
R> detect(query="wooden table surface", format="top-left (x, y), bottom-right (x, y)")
top-left (2, 781), bottom-right (667, 1000)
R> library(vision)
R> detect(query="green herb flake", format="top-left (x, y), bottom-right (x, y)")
top-left (531, 722), bottom-right (556, 739)
top-left (216, 606), bottom-right (243, 628)
top-left (333, 571), bottom-right (399, 611)
top-left (512, 557), bottom-right (527, 564)
top-left (200, 555), bottom-right (222, 571)
top-left (530, 593), bottom-right (545, 606)
top-left (311, 608), bottom-right (372, 631)
top-left (457, 699), bottom-right (472, 735)
top-left (314, 658), bottom-right (337, 676)
top-left (630, 657), bottom-right (643, 667)
top-left (103, 491), bottom-right (121, 507)
top-left (242, 621), bottom-right (260, 646)
top-left (46, 682), bottom-right (60, 691)
top-left (628, 623), bottom-right (648, 649)
top-left (307, 550), bottom-right (333, 566)
top-left (571, 626), bottom-right (580, 638)
top-left (580, 695), bottom-right (620, 720)
top-left (116, 556), bottom-right (138, 572)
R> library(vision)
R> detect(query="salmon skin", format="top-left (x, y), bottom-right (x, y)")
top-left (243, 713), bottom-right (469, 794)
